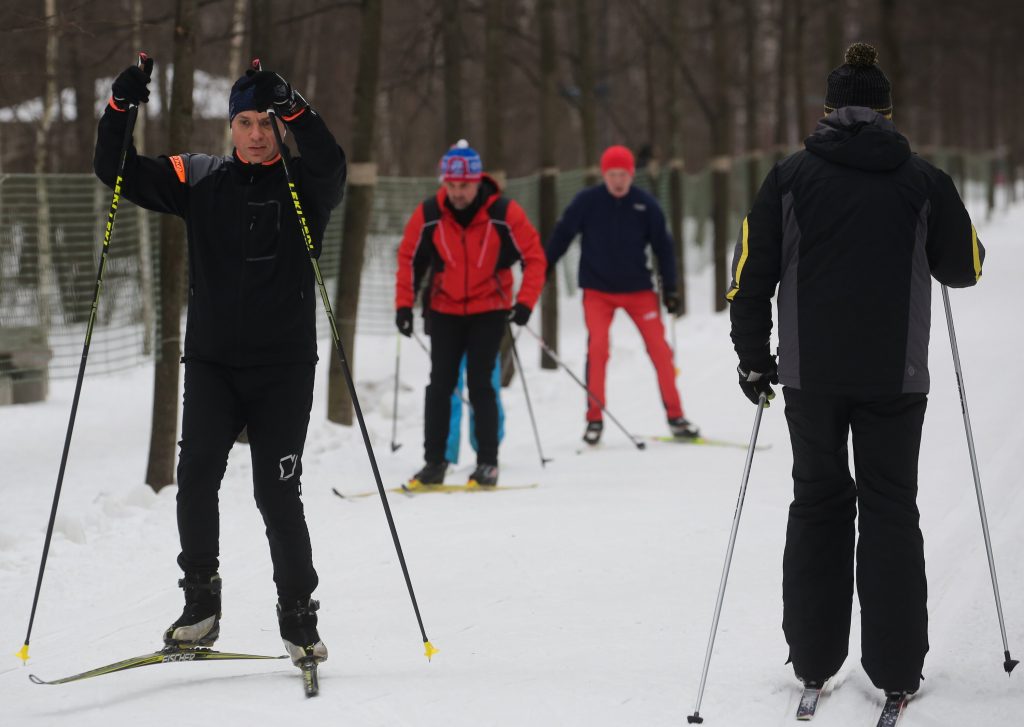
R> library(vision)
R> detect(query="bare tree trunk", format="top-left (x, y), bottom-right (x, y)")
top-left (484, 0), bottom-right (516, 386)
top-left (643, 40), bottom-right (658, 179)
top-left (710, 0), bottom-right (731, 313)
top-left (327, 0), bottom-right (382, 425)
top-left (665, 0), bottom-right (685, 315)
top-left (70, 32), bottom-right (95, 171)
top-left (132, 0), bottom-right (156, 356)
top-left (34, 0), bottom-right (59, 337)
top-left (484, 0), bottom-right (506, 181)
top-left (825, 0), bottom-right (844, 70)
top-left (744, 0), bottom-right (759, 208)
top-left (878, 0), bottom-right (902, 106)
top-left (1009, 36), bottom-right (1022, 202)
top-left (147, 0), bottom-right (197, 491)
top-left (774, 0), bottom-right (790, 160)
top-left (575, 0), bottom-right (598, 184)
top-left (984, 24), bottom-right (999, 218)
top-left (250, 0), bottom-right (273, 62)
top-left (538, 0), bottom-right (558, 369)
top-left (441, 0), bottom-right (463, 143)
top-left (224, 0), bottom-right (249, 154)
top-left (791, 0), bottom-right (807, 139)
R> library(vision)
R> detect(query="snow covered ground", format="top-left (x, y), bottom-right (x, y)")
top-left (2, 202), bottom-right (1023, 726)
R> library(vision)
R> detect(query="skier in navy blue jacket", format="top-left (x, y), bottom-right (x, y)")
top-left (546, 145), bottom-right (697, 445)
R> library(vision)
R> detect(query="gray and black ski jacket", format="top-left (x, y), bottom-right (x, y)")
top-left (728, 107), bottom-right (984, 396)
top-left (94, 104), bottom-right (345, 367)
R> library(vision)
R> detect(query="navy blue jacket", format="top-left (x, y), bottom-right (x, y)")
top-left (545, 184), bottom-right (677, 293)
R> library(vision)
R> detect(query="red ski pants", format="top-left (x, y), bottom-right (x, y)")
top-left (582, 289), bottom-right (683, 422)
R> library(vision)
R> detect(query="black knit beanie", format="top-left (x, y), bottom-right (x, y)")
top-left (824, 43), bottom-right (893, 117)
top-left (229, 71), bottom-right (258, 123)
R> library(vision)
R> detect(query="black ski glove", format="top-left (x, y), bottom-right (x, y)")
top-left (663, 290), bottom-right (681, 316)
top-left (509, 303), bottom-right (532, 326)
top-left (246, 70), bottom-right (307, 118)
top-left (111, 65), bottom-right (151, 110)
top-left (737, 356), bottom-right (779, 406)
top-left (396, 307), bottom-right (413, 337)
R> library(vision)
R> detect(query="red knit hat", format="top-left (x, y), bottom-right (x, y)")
top-left (600, 145), bottom-right (635, 175)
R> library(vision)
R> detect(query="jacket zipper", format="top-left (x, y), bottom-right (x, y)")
top-left (462, 225), bottom-right (469, 316)
top-left (238, 171), bottom-right (255, 360)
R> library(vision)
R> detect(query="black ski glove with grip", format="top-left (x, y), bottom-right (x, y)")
top-left (245, 70), bottom-right (307, 118)
top-left (509, 303), bottom-right (532, 326)
top-left (737, 356), bottom-right (778, 406)
top-left (663, 290), bottom-right (681, 316)
top-left (396, 307), bottom-right (413, 337)
top-left (111, 65), bottom-right (151, 110)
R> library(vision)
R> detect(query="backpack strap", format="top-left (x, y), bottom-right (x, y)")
top-left (413, 196), bottom-right (443, 309)
top-left (487, 196), bottom-right (521, 270)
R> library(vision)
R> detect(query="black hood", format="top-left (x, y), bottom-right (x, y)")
top-left (804, 107), bottom-right (911, 172)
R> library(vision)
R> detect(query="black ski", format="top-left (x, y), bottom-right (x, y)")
top-left (875, 692), bottom-right (909, 727)
top-left (28, 646), bottom-right (287, 685)
top-left (796, 684), bottom-right (823, 720)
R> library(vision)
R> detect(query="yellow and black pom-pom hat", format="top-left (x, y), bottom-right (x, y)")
top-left (824, 42), bottom-right (893, 119)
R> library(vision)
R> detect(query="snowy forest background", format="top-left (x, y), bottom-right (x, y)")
top-left (1, 1), bottom-right (1024, 725)
top-left (2, 0), bottom-right (1024, 177)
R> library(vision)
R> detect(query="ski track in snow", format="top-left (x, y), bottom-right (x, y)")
top-left (2, 200), bottom-right (1023, 726)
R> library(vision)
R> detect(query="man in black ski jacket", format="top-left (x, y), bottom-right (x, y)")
top-left (94, 62), bottom-right (345, 666)
top-left (727, 43), bottom-right (984, 700)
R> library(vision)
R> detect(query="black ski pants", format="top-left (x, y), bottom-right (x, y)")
top-left (424, 310), bottom-right (507, 466)
top-left (781, 387), bottom-right (928, 693)
top-left (176, 360), bottom-right (319, 602)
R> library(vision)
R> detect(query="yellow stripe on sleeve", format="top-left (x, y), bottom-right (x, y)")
top-left (971, 224), bottom-right (982, 281)
top-left (725, 216), bottom-right (749, 301)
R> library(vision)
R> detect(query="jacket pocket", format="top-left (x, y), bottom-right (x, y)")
top-left (245, 200), bottom-right (281, 261)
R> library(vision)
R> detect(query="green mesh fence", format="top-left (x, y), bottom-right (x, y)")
top-left (0, 149), bottom-right (1006, 387)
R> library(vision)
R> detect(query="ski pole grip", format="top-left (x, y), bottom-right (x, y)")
top-left (137, 52), bottom-right (153, 80)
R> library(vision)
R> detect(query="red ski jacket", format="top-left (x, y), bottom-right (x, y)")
top-left (395, 176), bottom-right (546, 315)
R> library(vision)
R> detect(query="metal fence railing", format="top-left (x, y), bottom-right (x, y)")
top-left (0, 148), bottom-right (1010, 395)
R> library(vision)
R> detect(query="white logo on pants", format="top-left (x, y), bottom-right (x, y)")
top-left (279, 454), bottom-right (299, 481)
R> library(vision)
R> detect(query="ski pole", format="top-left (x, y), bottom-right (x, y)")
top-left (507, 323), bottom-right (552, 467)
top-left (264, 79), bottom-right (436, 661)
top-left (941, 284), bottom-right (1017, 675)
top-left (518, 325), bottom-right (646, 450)
top-left (688, 393), bottom-right (767, 724)
top-left (17, 52), bottom-right (153, 665)
top-left (411, 330), bottom-right (432, 358)
top-left (390, 333), bottom-right (402, 452)
top-left (670, 313), bottom-right (680, 377)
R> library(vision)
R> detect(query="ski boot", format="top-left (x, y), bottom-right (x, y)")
top-left (410, 461), bottom-right (448, 487)
top-left (582, 420), bottom-right (603, 446)
top-left (278, 597), bottom-right (328, 664)
top-left (278, 597), bottom-right (327, 697)
top-left (668, 417), bottom-right (700, 440)
top-left (164, 571), bottom-right (222, 648)
top-left (468, 463), bottom-right (499, 487)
